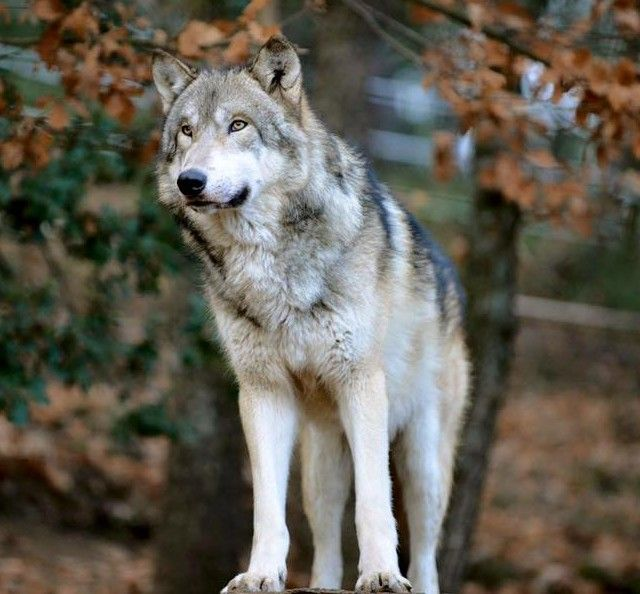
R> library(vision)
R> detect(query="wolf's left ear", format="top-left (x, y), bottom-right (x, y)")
top-left (250, 36), bottom-right (302, 109)
top-left (152, 50), bottom-right (197, 113)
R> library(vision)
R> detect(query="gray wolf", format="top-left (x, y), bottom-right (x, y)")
top-left (152, 36), bottom-right (469, 594)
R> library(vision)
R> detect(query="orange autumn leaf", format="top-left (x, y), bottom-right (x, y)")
top-left (496, 1), bottom-right (534, 30)
top-left (409, 5), bottom-right (445, 24)
top-left (614, 7), bottom-right (640, 33)
top-left (212, 19), bottom-right (238, 36)
top-left (516, 179), bottom-right (537, 209)
top-left (621, 169), bottom-right (640, 194)
top-left (494, 153), bottom-right (527, 202)
top-left (632, 133), bottom-right (640, 160)
top-left (223, 31), bottom-right (251, 65)
top-left (242, 0), bottom-right (271, 22)
top-left (1, 138), bottom-right (25, 170)
top-left (48, 102), bottom-right (70, 130)
top-left (36, 23), bottom-right (62, 65)
top-left (61, 2), bottom-right (99, 39)
top-left (139, 130), bottom-right (160, 164)
top-left (526, 149), bottom-right (559, 169)
top-left (544, 179), bottom-right (585, 209)
top-left (433, 131), bottom-right (456, 182)
top-left (103, 92), bottom-right (135, 125)
top-left (33, 0), bottom-right (64, 22)
top-left (27, 129), bottom-right (54, 168)
top-left (246, 21), bottom-right (280, 44)
top-left (467, 1), bottom-right (486, 30)
top-left (177, 20), bottom-right (225, 59)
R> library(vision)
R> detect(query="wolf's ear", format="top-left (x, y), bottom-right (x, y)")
top-left (250, 36), bottom-right (302, 109)
top-left (152, 50), bottom-right (197, 113)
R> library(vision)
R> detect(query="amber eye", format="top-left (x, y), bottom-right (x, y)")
top-left (181, 124), bottom-right (192, 137)
top-left (229, 119), bottom-right (247, 133)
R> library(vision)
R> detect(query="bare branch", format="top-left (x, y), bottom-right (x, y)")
top-left (340, 0), bottom-right (425, 68)
top-left (406, 0), bottom-right (551, 66)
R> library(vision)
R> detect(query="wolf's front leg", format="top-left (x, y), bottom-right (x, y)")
top-left (222, 384), bottom-right (297, 593)
top-left (339, 367), bottom-right (411, 594)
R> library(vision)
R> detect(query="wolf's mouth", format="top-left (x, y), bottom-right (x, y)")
top-left (186, 200), bottom-right (218, 208)
top-left (186, 186), bottom-right (250, 210)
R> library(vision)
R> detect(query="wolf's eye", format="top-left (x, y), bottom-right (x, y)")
top-left (229, 119), bottom-right (247, 133)
top-left (181, 124), bottom-right (192, 137)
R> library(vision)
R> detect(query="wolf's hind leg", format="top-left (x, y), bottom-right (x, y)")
top-left (396, 335), bottom-right (469, 594)
top-left (395, 394), bottom-right (444, 594)
top-left (301, 421), bottom-right (352, 589)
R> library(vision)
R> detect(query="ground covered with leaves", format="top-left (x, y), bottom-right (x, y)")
top-left (0, 320), bottom-right (638, 594)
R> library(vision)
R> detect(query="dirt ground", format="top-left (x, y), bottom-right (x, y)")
top-left (0, 320), bottom-right (638, 594)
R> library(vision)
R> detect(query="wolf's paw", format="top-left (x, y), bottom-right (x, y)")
top-left (355, 571), bottom-right (412, 593)
top-left (221, 570), bottom-right (286, 593)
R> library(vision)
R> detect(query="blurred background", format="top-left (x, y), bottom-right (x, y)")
top-left (0, 1), bottom-right (639, 593)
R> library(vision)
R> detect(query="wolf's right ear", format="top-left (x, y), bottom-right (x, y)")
top-left (152, 50), bottom-right (197, 113)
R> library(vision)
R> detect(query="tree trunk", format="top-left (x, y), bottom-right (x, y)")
top-left (154, 375), bottom-right (251, 594)
top-left (438, 188), bottom-right (521, 593)
top-left (313, 0), bottom-right (381, 150)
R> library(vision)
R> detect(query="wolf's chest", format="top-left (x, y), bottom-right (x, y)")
top-left (213, 241), bottom-right (328, 330)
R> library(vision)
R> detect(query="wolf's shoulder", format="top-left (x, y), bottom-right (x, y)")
top-left (362, 166), bottom-right (466, 320)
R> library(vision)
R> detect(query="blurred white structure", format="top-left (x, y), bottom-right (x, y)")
top-left (366, 62), bottom-right (584, 173)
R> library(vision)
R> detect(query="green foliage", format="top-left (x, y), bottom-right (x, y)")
top-left (0, 103), bottom-right (219, 431)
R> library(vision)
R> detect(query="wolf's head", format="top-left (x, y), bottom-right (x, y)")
top-left (152, 36), bottom-right (309, 213)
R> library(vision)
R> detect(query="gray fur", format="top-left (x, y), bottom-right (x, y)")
top-left (153, 36), bottom-right (469, 594)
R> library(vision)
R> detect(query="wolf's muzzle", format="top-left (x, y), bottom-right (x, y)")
top-left (177, 168), bottom-right (207, 197)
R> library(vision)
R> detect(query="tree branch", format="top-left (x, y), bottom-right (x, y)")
top-left (406, 0), bottom-right (551, 66)
top-left (340, 0), bottom-right (425, 68)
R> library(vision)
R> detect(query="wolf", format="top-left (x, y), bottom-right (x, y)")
top-left (152, 36), bottom-right (469, 594)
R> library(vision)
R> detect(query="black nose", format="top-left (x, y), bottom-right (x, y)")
top-left (177, 169), bottom-right (207, 197)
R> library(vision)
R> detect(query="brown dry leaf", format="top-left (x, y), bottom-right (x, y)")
top-left (545, 179), bottom-right (585, 209)
top-left (422, 72), bottom-right (438, 90)
top-left (467, 1), bottom-right (486, 30)
top-left (614, 7), bottom-right (640, 32)
top-left (526, 149), bottom-right (559, 168)
top-left (246, 21), bottom-right (280, 44)
top-left (223, 31), bottom-right (251, 65)
top-left (135, 16), bottom-right (151, 29)
top-left (153, 28), bottom-right (168, 46)
top-left (632, 133), bottom-right (640, 160)
top-left (212, 19), bottom-right (238, 36)
top-left (478, 68), bottom-right (506, 91)
top-left (621, 169), bottom-right (640, 195)
top-left (433, 131), bottom-right (456, 182)
top-left (409, 5), bottom-right (445, 24)
top-left (0, 138), bottom-right (25, 170)
top-left (177, 20), bottom-right (225, 59)
top-left (27, 129), bottom-right (54, 168)
top-left (242, 0), bottom-right (271, 22)
top-left (48, 102), bottom-right (69, 130)
top-left (139, 130), bottom-right (160, 164)
top-left (75, 45), bottom-right (101, 99)
top-left (517, 179), bottom-right (537, 209)
top-left (33, 0), bottom-right (63, 22)
top-left (497, 1), bottom-right (534, 30)
top-left (103, 92), bottom-right (135, 125)
top-left (570, 209), bottom-right (592, 236)
top-left (614, 58), bottom-right (637, 86)
top-left (495, 153), bottom-right (526, 202)
top-left (36, 23), bottom-right (62, 65)
top-left (61, 2), bottom-right (99, 39)
top-left (484, 40), bottom-right (509, 69)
